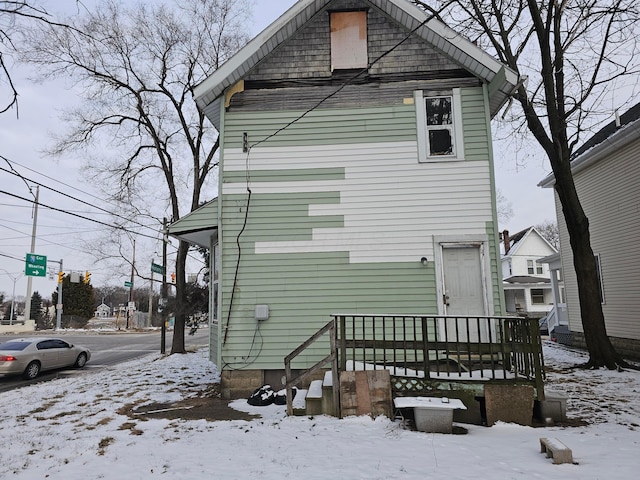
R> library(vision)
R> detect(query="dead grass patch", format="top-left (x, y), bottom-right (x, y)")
top-left (97, 436), bottom-right (115, 456)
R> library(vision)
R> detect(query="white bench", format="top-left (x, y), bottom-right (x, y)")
top-left (394, 396), bottom-right (467, 434)
top-left (540, 437), bottom-right (573, 464)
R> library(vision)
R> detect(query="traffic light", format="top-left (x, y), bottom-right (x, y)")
top-left (84, 271), bottom-right (91, 284)
top-left (171, 272), bottom-right (176, 283)
top-left (57, 271), bottom-right (65, 284)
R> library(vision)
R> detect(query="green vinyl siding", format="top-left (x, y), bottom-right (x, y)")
top-left (218, 250), bottom-right (439, 370)
top-left (215, 89), bottom-right (501, 370)
top-left (222, 193), bottom-right (343, 243)
top-left (486, 221), bottom-right (506, 315)
top-left (224, 168), bottom-right (345, 184)
top-left (224, 105), bottom-right (417, 149)
top-left (460, 88), bottom-right (490, 161)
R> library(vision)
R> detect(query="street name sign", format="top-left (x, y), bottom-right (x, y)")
top-left (124, 281), bottom-right (133, 288)
top-left (25, 253), bottom-right (47, 277)
top-left (151, 262), bottom-right (165, 274)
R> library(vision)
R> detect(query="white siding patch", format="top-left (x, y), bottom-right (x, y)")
top-left (224, 142), bottom-right (492, 263)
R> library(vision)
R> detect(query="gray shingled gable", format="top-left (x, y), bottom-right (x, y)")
top-left (193, 0), bottom-right (518, 121)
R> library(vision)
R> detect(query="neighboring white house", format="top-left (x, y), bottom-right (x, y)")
top-left (539, 102), bottom-right (640, 359)
top-left (501, 227), bottom-right (557, 318)
top-left (94, 303), bottom-right (111, 318)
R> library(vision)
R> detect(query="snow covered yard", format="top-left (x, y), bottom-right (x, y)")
top-left (0, 341), bottom-right (637, 479)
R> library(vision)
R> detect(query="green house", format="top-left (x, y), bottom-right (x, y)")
top-left (169, 0), bottom-right (519, 399)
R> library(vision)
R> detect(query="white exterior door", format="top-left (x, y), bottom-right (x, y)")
top-left (442, 246), bottom-right (485, 315)
top-left (441, 245), bottom-right (488, 342)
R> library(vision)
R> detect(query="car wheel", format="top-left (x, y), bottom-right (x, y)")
top-left (75, 352), bottom-right (88, 368)
top-left (23, 361), bottom-right (41, 380)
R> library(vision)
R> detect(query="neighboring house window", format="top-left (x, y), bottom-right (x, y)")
top-left (508, 260), bottom-right (512, 276)
top-left (537, 264), bottom-right (544, 275)
top-left (330, 11), bottom-right (368, 71)
top-left (531, 288), bottom-right (545, 305)
top-left (527, 260), bottom-right (535, 275)
top-left (595, 254), bottom-right (605, 304)
top-left (415, 89), bottom-right (464, 162)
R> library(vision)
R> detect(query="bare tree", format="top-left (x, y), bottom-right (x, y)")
top-left (412, 0), bottom-right (639, 368)
top-left (425, 0), bottom-right (637, 367)
top-left (496, 189), bottom-right (513, 226)
top-left (0, 1), bottom-right (85, 114)
top-left (535, 220), bottom-right (559, 250)
top-left (21, 0), bottom-right (251, 353)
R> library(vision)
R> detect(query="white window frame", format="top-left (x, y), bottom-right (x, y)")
top-left (530, 288), bottom-right (545, 305)
top-left (415, 89), bottom-right (464, 162)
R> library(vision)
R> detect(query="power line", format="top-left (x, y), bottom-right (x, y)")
top-left (249, 12), bottom-right (437, 150)
top-left (0, 163), bottom-right (159, 232)
top-left (0, 189), bottom-right (160, 242)
top-left (0, 251), bottom-right (24, 262)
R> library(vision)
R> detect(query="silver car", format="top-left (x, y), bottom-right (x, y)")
top-left (0, 337), bottom-right (91, 380)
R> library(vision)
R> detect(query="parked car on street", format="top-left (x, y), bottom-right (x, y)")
top-left (0, 337), bottom-right (91, 380)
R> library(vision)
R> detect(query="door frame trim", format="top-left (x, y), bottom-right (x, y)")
top-left (433, 234), bottom-right (494, 316)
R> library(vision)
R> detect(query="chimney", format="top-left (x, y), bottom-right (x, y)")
top-left (615, 110), bottom-right (621, 128)
top-left (503, 229), bottom-right (510, 254)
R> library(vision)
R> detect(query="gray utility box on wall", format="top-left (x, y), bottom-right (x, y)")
top-left (255, 305), bottom-right (269, 321)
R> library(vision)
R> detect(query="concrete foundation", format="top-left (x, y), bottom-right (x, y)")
top-left (220, 369), bottom-right (263, 400)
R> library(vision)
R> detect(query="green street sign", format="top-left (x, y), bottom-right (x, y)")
top-left (124, 281), bottom-right (133, 288)
top-left (151, 262), bottom-right (165, 275)
top-left (25, 253), bottom-right (47, 277)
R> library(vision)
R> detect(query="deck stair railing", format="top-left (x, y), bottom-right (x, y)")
top-left (284, 319), bottom-right (339, 416)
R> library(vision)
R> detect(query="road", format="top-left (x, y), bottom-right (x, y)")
top-left (0, 329), bottom-right (210, 392)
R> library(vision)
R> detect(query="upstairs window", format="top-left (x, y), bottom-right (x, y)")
top-left (415, 89), bottom-right (464, 162)
top-left (527, 259), bottom-right (543, 275)
top-left (330, 11), bottom-right (368, 70)
top-left (527, 260), bottom-right (535, 275)
top-left (426, 96), bottom-right (454, 156)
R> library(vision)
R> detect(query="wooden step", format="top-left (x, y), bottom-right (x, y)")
top-left (305, 380), bottom-right (324, 415)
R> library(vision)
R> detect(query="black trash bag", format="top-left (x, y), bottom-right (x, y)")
top-left (273, 387), bottom-right (297, 406)
top-left (247, 385), bottom-right (275, 406)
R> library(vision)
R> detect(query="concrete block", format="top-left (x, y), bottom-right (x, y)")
top-left (414, 407), bottom-right (454, 434)
top-left (484, 384), bottom-right (534, 426)
top-left (540, 437), bottom-right (573, 464)
top-left (538, 393), bottom-right (567, 423)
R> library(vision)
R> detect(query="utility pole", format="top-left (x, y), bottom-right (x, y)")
top-left (148, 265), bottom-right (154, 328)
top-left (0, 269), bottom-right (21, 325)
top-left (24, 185), bottom-right (39, 321)
top-left (126, 237), bottom-right (136, 329)
top-left (56, 259), bottom-right (63, 330)
top-left (161, 218), bottom-right (168, 354)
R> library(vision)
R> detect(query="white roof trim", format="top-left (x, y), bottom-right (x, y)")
top-left (538, 116), bottom-right (640, 188)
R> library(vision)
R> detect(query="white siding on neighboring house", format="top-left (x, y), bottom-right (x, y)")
top-left (501, 227), bottom-right (557, 317)
top-left (556, 136), bottom-right (640, 340)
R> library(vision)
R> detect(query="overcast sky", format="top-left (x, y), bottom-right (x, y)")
top-left (1, 0), bottom-right (559, 298)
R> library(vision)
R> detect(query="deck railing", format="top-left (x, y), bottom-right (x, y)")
top-left (334, 314), bottom-right (545, 398)
top-left (284, 314), bottom-right (545, 416)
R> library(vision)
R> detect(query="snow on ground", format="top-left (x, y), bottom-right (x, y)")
top-left (0, 341), bottom-right (638, 479)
